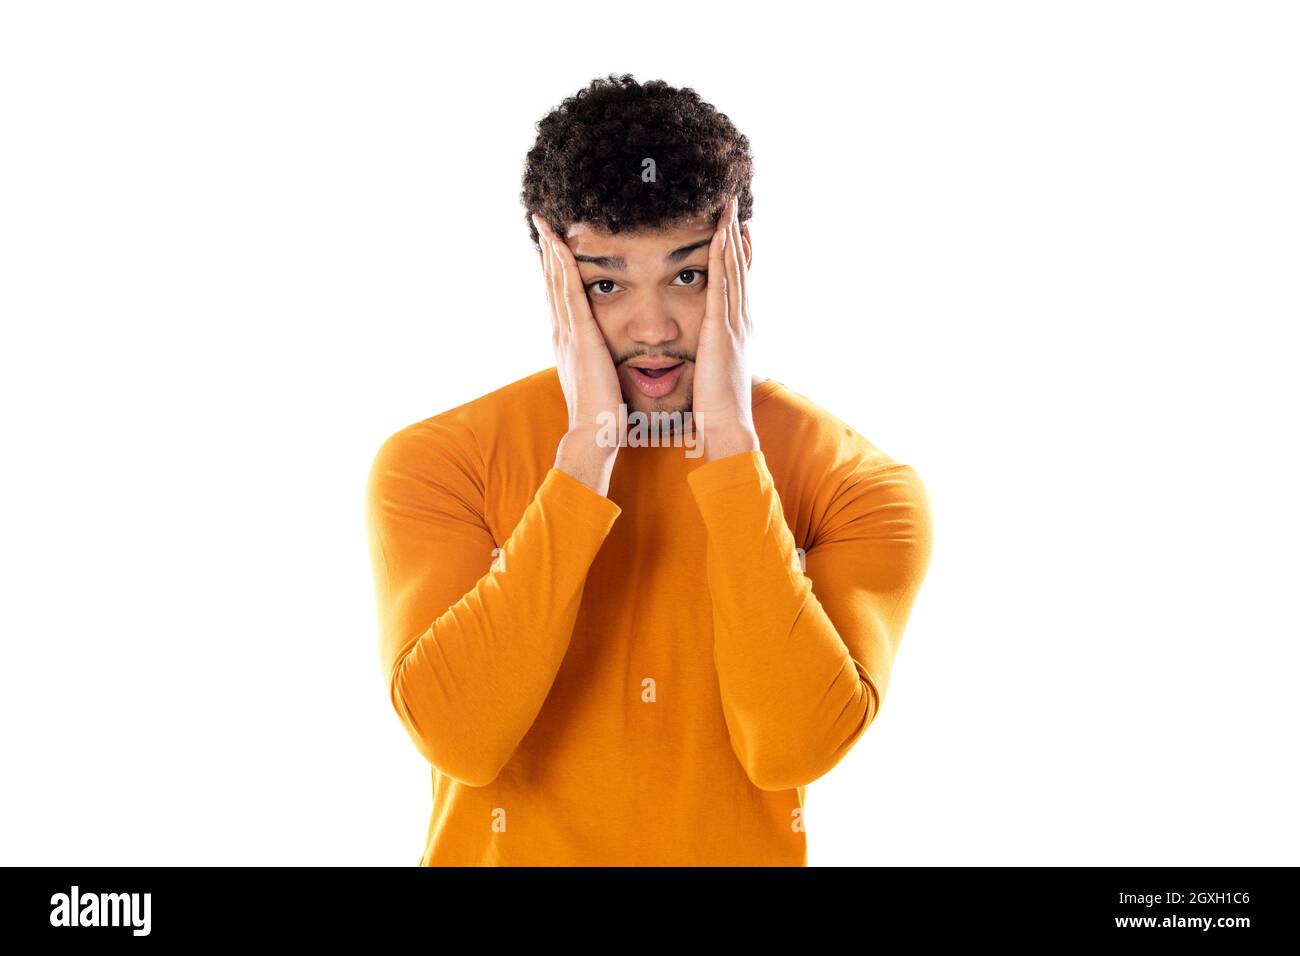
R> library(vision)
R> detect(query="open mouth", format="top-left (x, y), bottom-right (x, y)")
top-left (628, 361), bottom-right (686, 397)
top-left (632, 362), bottom-right (684, 379)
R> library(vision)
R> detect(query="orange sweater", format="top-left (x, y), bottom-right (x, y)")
top-left (363, 368), bottom-right (933, 865)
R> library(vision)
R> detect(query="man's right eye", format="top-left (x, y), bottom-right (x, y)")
top-left (586, 279), bottom-right (622, 297)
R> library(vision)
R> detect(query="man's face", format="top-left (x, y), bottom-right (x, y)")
top-left (560, 213), bottom-right (752, 420)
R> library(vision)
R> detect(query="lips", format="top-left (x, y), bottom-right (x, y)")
top-left (629, 359), bottom-right (684, 371)
top-left (632, 362), bottom-right (683, 378)
top-left (628, 361), bottom-right (686, 398)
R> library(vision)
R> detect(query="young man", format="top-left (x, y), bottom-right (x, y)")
top-left (364, 74), bottom-right (933, 866)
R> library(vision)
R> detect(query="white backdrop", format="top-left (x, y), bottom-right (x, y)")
top-left (2, 1), bottom-right (1296, 866)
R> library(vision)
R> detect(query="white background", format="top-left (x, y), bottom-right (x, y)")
top-left (2, 1), bottom-right (1296, 866)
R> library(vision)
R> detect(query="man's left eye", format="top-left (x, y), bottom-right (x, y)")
top-left (674, 269), bottom-right (706, 286)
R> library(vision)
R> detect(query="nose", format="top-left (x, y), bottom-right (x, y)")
top-left (624, 309), bottom-right (681, 352)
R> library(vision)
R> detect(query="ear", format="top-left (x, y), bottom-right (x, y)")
top-left (740, 222), bottom-right (753, 269)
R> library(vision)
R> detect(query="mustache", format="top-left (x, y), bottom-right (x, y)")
top-left (616, 351), bottom-right (694, 367)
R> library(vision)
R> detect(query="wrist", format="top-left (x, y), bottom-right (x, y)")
top-left (555, 429), bottom-right (619, 495)
top-left (700, 423), bottom-right (759, 462)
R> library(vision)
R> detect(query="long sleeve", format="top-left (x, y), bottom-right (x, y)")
top-left (363, 420), bottom-right (622, 787)
top-left (686, 448), bottom-right (933, 792)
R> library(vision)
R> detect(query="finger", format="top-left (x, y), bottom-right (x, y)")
top-left (542, 235), bottom-right (563, 344)
top-left (724, 195), bottom-right (742, 333)
top-left (731, 196), bottom-right (749, 330)
top-left (706, 200), bottom-right (728, 327)
top-left (538, 225), bottom-right (560, 340)
top-left (540, 224), bottom-right (568, 343)
top-left (550, 232), bottom-right (594, 338)
top-left (533, 219), bottom-right (555, 320)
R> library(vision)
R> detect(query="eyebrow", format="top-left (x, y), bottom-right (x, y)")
top-left (573, 238), bottom-right (712, 272)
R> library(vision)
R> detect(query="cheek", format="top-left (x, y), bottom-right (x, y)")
top-left (586, 304), bottom-right (619, 341)
top-left (678, 309), bottom-right (705, 346)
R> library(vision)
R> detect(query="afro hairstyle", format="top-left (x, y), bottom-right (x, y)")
top-left (520, 73), bottom-right (754, 249)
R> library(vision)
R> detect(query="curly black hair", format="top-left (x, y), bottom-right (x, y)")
top-left (521, 73), bottom-right (754, 249)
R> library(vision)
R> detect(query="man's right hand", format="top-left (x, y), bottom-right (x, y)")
top-left (533, 213), bottom-right (623, 496)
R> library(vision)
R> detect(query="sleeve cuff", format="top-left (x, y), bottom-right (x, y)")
top-left (537, 466), bottom-right (623, 534)
top-left (686, 448), bottom-right (769, 500)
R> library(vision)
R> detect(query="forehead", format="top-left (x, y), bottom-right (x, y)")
top-left (564, 214), bottom-right (715, 258)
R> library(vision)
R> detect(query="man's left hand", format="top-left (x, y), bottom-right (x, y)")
top-left (693, 194), bottom-right (760, 462)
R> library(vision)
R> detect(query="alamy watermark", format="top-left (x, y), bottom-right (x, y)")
top-left (594, 404), bottom-right (704, 458)
top-left (50, 885), bottom-right (151, 936)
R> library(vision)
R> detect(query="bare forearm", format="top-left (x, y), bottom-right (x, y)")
top-left (554, 428), bottom-right (619, 496)
top-left (701, 422), bottom-right (760, 463)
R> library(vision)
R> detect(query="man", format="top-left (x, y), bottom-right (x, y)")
top-left (363, 74), bottom-right (933, 866)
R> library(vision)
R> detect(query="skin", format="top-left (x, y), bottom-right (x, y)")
top-left (533, 195), bottom-right (761, 495)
